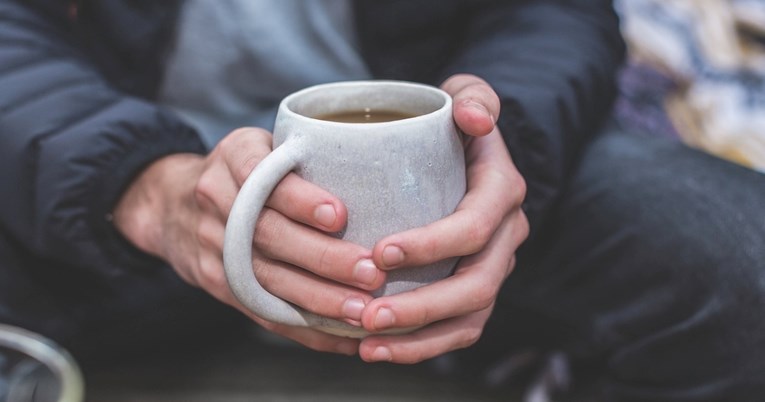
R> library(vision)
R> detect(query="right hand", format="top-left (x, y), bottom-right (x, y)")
top-left (113, 128), bottom-right (386, 355)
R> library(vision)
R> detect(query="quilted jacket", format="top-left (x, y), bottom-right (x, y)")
top-left (0, 0), bottom-right (624, 339)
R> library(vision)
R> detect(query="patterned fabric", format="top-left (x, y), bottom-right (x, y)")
top-left (616, 0), bottom-right (765, 172)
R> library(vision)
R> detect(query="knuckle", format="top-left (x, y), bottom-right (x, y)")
top-left (417, 233), bottom-right (441, 262)
top-left (251, 258), bottom-right (275, 289)
top-left (175, 264), bottom-right (199, 287)
top-left (252, 209), bottom-right (285, 255)
top-left (512, 174), bottom-right (528, 207)
top-left (465, 79), bottom-right (492, 95)
top-left (300, 291), bottom-right (326, 316)
top-left (315, 244), bottom-right (359, 286)
top-left (217, 129), bottom-right (248, 154)
top-left (518, 212), bottom-right (530, 241)
top-left (411, 301), bottom-right (432, 327)
top-left (237, 154), bottom-right (262, 184)
top-left (216, 133), bottom-right (236, 153)
top-left (198, 263), bottom-right (226, 291)
top-left (459, 327), bottom-right (484, 349)
top-left (397, 347), bottom-right (426, 364)
top-left (408, 351), bottom-right (427, 364)
top-left (508, 255), bottom-right (518, 272)
top-left (461, 81), bottom-right (495, 106)
top-left (316, 243), bottom-right (335, 277)
top-left (195, 219), bottom-right (219, 250)
top-left (472, 284), bottom-right (498, 312)
top-left (194, 172), bottom-right (215, 205)
top-left (464, 212), bottom-right (494, 253)
top-left (219, 128), bottom-right (273, 184)
top-left (492, 167), bottom-right (525, 212)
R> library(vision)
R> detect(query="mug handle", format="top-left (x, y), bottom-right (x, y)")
top-left (223, 139), bottom-right (362, 336)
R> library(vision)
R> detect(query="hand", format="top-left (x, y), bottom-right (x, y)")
top-left (357, 74), bottom-right (529, 363)
top-left (113, 128), bottom-right (388, 355)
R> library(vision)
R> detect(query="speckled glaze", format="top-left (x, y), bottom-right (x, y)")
top-left (223, 81), bottom-right (465, 338)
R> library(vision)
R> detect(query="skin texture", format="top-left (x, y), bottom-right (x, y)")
top-left (113, 74), bottom-right (528, 363)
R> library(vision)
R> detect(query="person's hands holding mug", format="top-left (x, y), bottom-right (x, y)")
top-left (114, 74), bottom-right (527, 362)
top-left (223, 80), bottom-right (467, 339)
top-left (112, 129), bottom-right (381, 356)
top-left (357, 74), bottom-right (529, 363)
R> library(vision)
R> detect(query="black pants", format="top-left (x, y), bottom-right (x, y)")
top-left (473, 127), bottom-right (765, 401)
top-left (2, 128), bottom-right (764, 401)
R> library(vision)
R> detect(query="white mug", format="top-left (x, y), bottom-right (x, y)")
top-left (223, 81), bottom-right (466, 337)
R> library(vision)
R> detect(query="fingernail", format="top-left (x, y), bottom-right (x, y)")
top-left (314, 204), bottom-right (337, 228)
top-left (382, 245), bottom-right (404, 267)
top-left (353, 259), bottom-right (379, 286)
top-left (371, 346), bottom-right (392, 362)
top-left (374, 307), bottom-right (395, 330)
top-left (337, 342), bottom-right (357, 356)
top-left (342, 297), bottom-right (366, 321)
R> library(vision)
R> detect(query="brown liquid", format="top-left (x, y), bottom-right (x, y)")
top-left (314, 109), bottom-right (417, 123)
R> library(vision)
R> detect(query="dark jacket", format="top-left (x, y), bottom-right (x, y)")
top-left (0, 0), bottom-right (624, 336)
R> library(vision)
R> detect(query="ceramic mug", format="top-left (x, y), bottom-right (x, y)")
top-left (223, 80), bottom-right (466, 337)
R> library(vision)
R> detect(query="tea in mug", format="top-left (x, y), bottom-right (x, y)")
top-left (314, 109), bottom-right (416, 123)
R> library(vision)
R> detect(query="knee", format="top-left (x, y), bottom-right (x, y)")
top-left (562, 131), bottom-right (765, 325)
top-left (570, 131), bottom-right (765, 270)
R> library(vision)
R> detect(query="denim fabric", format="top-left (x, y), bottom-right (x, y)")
top-left (475, 127), bottom-right (765, 401)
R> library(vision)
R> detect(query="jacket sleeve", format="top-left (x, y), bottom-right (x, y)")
top-left (442, 0), bottom-right (625, 241)
top-left (0, 2), bottom-right (206, 275)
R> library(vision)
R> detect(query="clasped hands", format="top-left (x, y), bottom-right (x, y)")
top-left (114, 74), bottom-right (528, 363)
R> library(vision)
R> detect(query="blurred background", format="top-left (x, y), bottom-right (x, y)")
top-left (615, 0), bottom-right (765, 173)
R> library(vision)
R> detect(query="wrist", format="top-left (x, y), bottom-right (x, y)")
top-left (113, 153), bottom-right (204, 258)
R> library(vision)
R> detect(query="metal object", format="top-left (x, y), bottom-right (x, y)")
top-left (0, 324), bottom-right (84, 402)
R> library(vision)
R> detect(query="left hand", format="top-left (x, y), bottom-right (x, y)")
top-left (358, 74), bottom-right (529, 363)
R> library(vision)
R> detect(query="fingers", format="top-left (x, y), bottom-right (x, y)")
top-left (194, 154), bottom-right (238, 221)
top-left (371, 196), bottom-right (510, 270)
top-left (252, 316), bottom-right (360, 356)
top-left (362, 212), bottom-right (526, 333)
top-left (355, 82), bottom-right (524, 363)
top-left (195, 202), bottom-right (380, 322)
top-left (196, 249), bottom-right (360, 356)
top-left (266, 174), bottom-right (348, 233)
top-left (254, 208), bottom-right (386, 291)
top-left (195, 128), bottom-right (268, 220)
top-left (441, 74), bottom-right (500, 137)
top-left (250, 207), bottom-right (384, 322)
top-left (359, 305), bottom-right (494, 364)
top-left (196, 230), bottom-right (370, 338)
top-left (219, 128), bottom-right (274, 187)
top-left (356, 213), bottom-right (526, 364)
top-left (196, 127), bottom-right (349, 233)
top-left (252, 254), bottom-right (376, 323)
top-left (372, 207), bottom-right (499, 270)
top-left (187, 127), bottom-right (368, 356)
top-left (372, 131), bottom-right (524, 270)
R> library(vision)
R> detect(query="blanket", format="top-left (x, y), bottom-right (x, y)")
top-left (616, 0), bottom-right (765, 172)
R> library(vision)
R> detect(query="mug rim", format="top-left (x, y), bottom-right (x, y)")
top-left (279, 80), bottom-right (452, 128)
